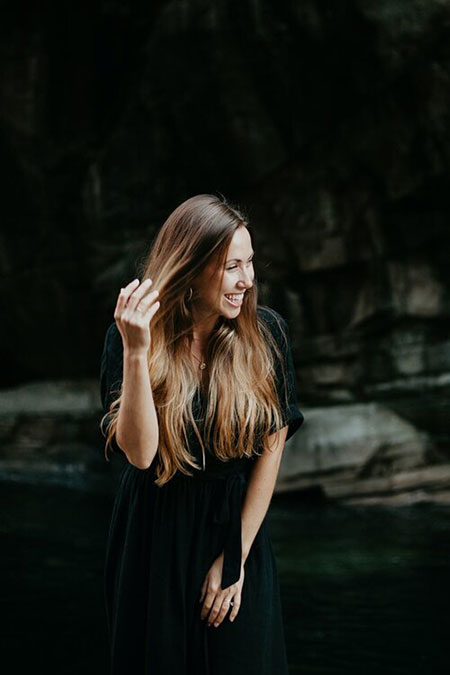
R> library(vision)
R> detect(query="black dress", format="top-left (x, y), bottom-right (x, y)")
top-left (100, 305), bottom-right (304, 675)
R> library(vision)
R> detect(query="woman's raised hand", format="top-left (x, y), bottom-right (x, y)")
top-left (114, 278), bottom-right (160, 356)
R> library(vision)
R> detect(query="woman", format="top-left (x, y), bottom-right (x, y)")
top-left (100, 193), bottom-right (304, 674)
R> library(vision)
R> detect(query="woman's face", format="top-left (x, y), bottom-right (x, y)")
top-left (193, 226), bottom-right (255, 320)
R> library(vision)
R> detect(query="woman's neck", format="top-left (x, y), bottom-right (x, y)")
top-left (191, 309), bottom-right (220, 349)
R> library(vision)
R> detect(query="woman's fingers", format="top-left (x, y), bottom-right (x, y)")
top-left (209, 595), bottom-right (235, 627)
top-left (201, 586), bottom-right (236, 627)
top-left (205, 594), bottom-right (223, 627)
top-left (114, 278), bottom-right (159, 323)
top-left (228, 593), bottom-right (240, 622)
top-left (145, 296), bottom-right (160, 321)
top-left (112, 278), bottom-right (160, 353)
top-left (139, 289), bottom-right (160, 316)
top-left (124, 278), bottom-right (153, 314)
top-left (200, 589), bottom-right (216, 622)
top-left (114, 278), bottom-right (140, 320)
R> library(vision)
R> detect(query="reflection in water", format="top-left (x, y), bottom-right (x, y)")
top-left (2, 480), bottom-right (449, 674)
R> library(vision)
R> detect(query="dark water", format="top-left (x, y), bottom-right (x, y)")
top-left (1, 477), bottom-right (449, 674)
top-left (274, 493), bottom-right (450, 675)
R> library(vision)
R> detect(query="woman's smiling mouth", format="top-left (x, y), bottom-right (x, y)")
top-left (224, 293), bottom-right (244, 307)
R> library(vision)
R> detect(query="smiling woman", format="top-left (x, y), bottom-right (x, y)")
top-left (191, 225), bottom-right (254, 319)
top-left (99, 193), bottom-right (304, 674)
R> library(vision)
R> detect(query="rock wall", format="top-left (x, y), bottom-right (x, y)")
top-left (1, 1), bottom-right (450, 497)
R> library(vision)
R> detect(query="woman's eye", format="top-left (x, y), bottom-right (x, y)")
top-left (226, 259), bottom-right (254, 272)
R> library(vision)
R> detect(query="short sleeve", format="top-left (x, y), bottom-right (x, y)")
top-left (99, 322), bottom-right (124, 454)
top-left (258, 306), bottom-right (304, 442)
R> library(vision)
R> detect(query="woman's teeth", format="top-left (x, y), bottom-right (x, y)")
top-left (224, 293), bottom-right (244, 307)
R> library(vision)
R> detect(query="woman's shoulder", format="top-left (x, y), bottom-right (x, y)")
top-left (257, 304), bottom-right (285, 322)
top-left (256, 304), bottom-right (288, 337)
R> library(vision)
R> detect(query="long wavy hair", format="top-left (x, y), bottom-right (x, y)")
top-left (101, 193), bottom-right (286, 486)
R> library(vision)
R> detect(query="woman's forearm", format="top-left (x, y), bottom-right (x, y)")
top-left (240, 426), bottom-right (289, 563)
top-left (116, 349), bottom-right (159, 470)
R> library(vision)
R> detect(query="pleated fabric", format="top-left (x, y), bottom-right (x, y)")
top-left (100, 305), bottom-right (304, 674)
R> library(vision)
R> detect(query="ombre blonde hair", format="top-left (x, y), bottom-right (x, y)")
top-left (101, 194), bottom-right (287, 486)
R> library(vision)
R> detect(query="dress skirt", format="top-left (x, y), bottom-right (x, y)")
top-left (104, 459), bottom-right (290, 675)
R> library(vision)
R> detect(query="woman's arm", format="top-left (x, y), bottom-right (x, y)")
top-left (114, 278), bottom-right (161, 470)
top-left (240, 425), bottom-right (289, 563)
top-left (116, 348), bottom-right (159, 470)
top-left (198, 425), bottom-right (289, 627)
top-left (239, 307), bottom-right (305, 559)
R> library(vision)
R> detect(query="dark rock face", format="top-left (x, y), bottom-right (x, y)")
top-left (0, 1), bottom-right (160, 382)
top-left (1, 1), bottom-right (450, 496)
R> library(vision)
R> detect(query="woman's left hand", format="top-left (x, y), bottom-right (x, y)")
top-left (199, 551), bottom-right (244, 627)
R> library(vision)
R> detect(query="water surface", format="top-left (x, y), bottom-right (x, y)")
top-left (2, 477), bottom-right (449, 674)
top-left (273, 493), bottom-right (450, 674)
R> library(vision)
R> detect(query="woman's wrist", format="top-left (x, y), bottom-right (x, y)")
top-left (123, 347), bottom-right (149, 361)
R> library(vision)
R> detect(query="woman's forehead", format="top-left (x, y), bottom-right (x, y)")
top-left (227, 226), bottom-right (252, 255)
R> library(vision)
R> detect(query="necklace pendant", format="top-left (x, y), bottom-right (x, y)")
top-left (199, 362), bottom-right (206, 370)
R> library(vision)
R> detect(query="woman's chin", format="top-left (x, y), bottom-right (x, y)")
top-left (223, 296), bottom-right (243, 311)
top-left (217, 305), bottom-right (240, 320)
top-left (222, 304), bottom-right (241, 316)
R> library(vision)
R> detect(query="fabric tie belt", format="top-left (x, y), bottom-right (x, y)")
top-left (212, 471), bottom-right (248, 589)
top-left (190, 468), bottom-right (248, 589)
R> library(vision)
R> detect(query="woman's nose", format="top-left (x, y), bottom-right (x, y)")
top-left (238, 268), bottom-right (253, 289)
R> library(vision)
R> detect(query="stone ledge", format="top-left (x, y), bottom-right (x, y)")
top-left (276, 463), bottom-right (450, 504)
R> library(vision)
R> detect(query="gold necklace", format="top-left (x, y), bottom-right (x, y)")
top-left (191, 350), bottom-right (207, 370)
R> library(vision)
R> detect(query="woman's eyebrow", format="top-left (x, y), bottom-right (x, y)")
top-left (226, 251), bottom-right (254, 263)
